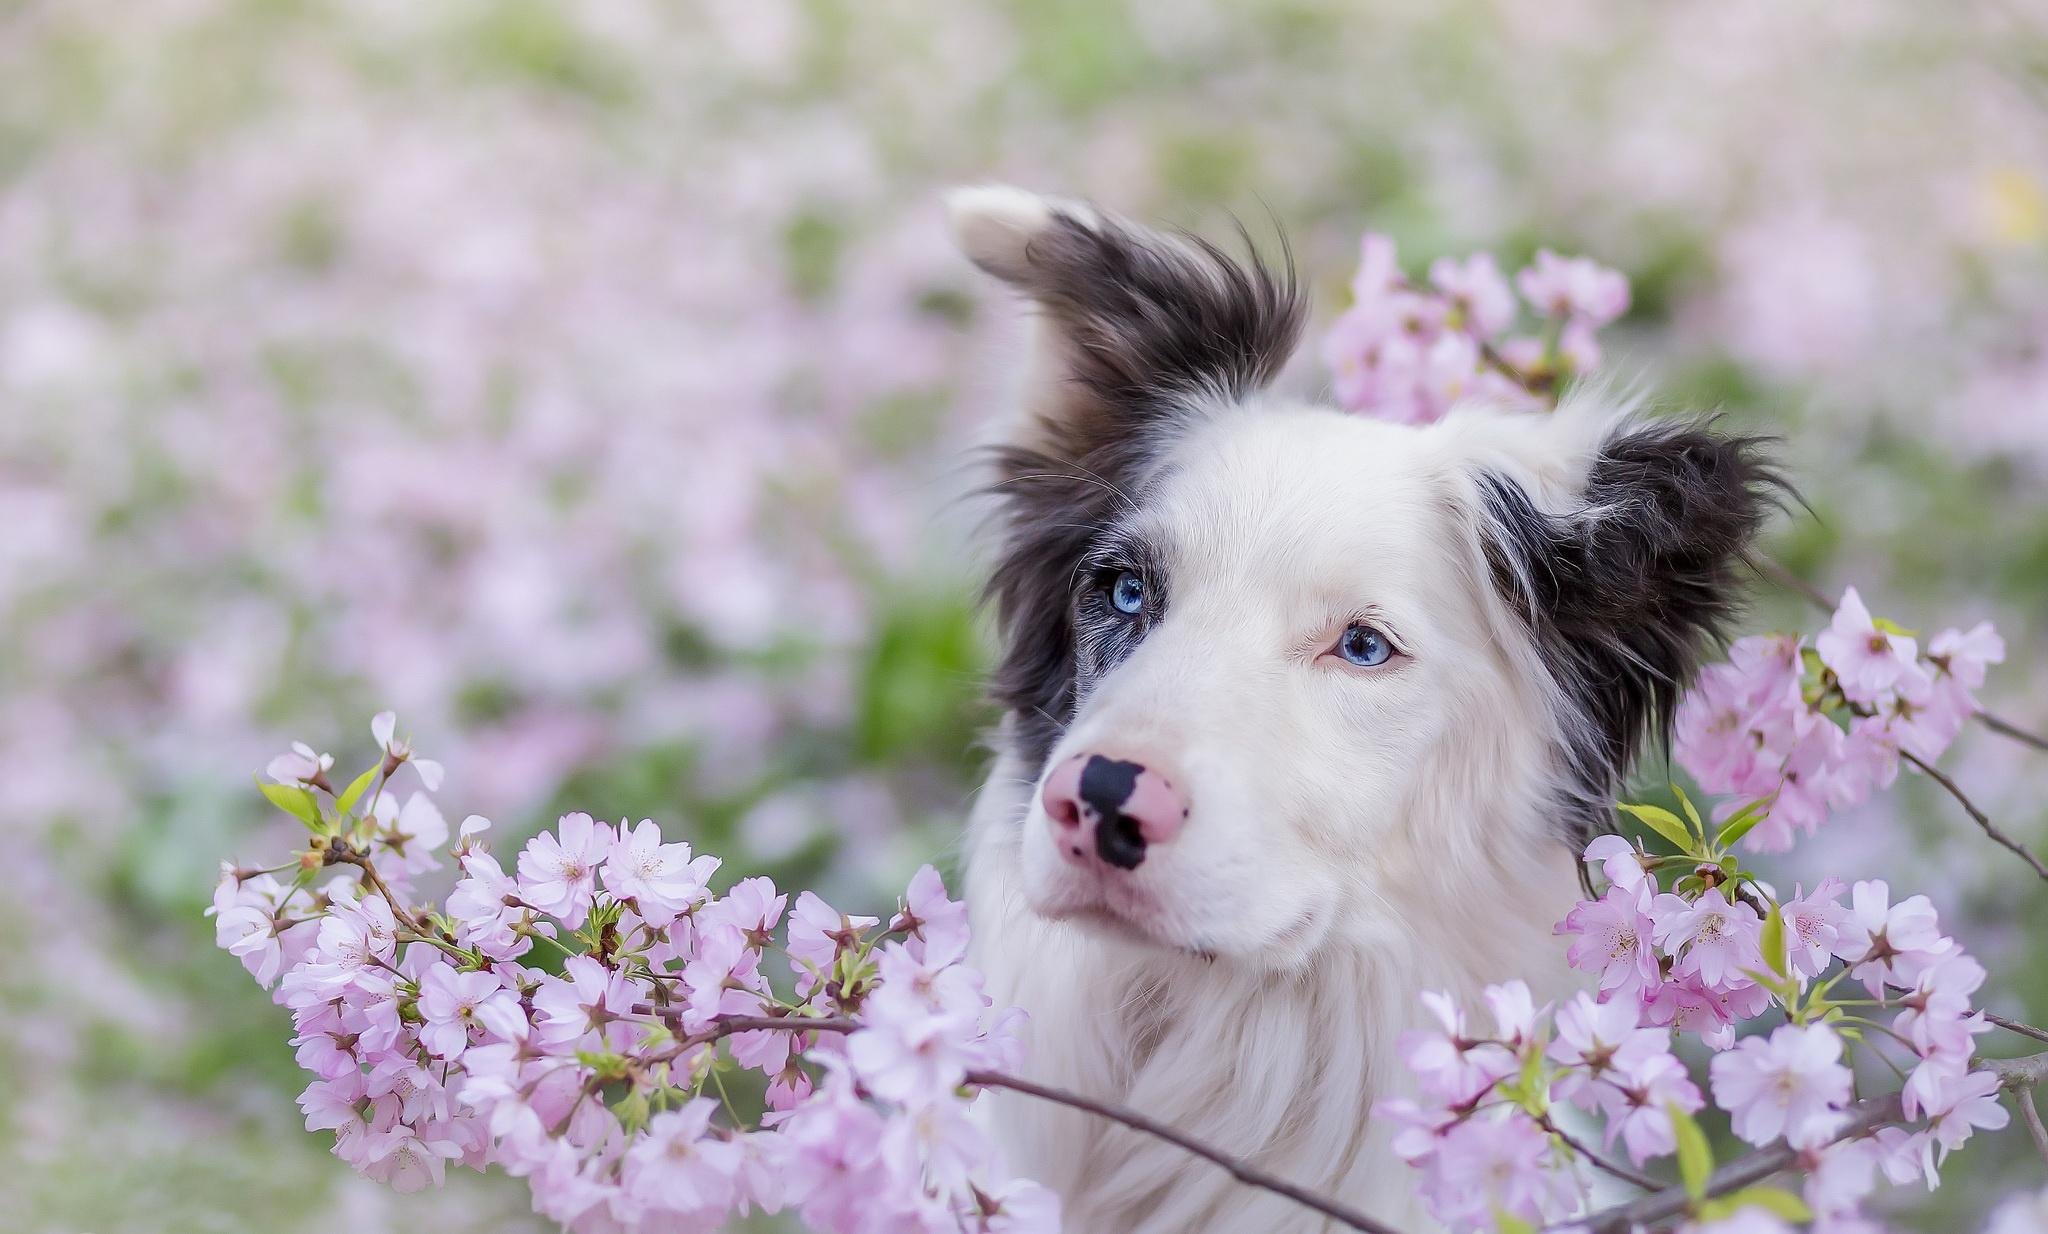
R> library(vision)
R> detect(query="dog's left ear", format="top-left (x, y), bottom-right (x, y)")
top-left (1474, 408), bottom-right (1786, 841)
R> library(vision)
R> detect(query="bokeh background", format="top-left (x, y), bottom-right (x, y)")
top-left (3, 1), bottom-right (2046, 1230)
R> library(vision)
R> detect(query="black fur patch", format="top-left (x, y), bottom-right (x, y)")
top-left (978, 206), bottom-right (1305, 770)
top-left (1480, 418), bottom-right (1787, 846)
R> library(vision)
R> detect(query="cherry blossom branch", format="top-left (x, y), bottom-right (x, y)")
top-left (1573, 1093), bottom-right (1900, 1234)
top-left (1899, 749), bottom-right (2048, 882)
top-left (631, 1003), bottom-right (1401, 1234)
top-left (1574, 1052), bottom-right (2048, 1234)
top-left (1752, 555), bottom-right (2048, 754)
top-left (2019, 1087), bottom-right (2048, 1169)
top-left (1987, 1011), bottom-right (2048, 1045)
top-left (1539, 1115), bottom-right (1665, 1191)
top-left (961, 1068), bottom-right (1403, 1234)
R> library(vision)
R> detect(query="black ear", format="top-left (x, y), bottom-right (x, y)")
top-left (1480, 417), bottom-right (1787, 844)
top-left (948, 187), bottom-right (1305, 769)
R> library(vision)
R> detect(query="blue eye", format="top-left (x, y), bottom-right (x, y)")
top-left (1336, 624), bottom-right (1392, 667)
top-left (1109, 571), bottom-right (1145, 616)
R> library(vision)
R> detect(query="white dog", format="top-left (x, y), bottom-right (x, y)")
top-left (947, 187), bottom-right (1777, 1233)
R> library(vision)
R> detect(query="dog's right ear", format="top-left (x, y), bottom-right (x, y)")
top-left (946, 185), bottom-right (1304, 456)
top-left (947, 186), bottom-right (1305, 770)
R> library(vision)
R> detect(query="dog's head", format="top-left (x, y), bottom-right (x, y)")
top-left (952, 187), bottom-right (1778, 970)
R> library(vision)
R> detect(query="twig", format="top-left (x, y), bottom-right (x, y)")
top-left (1575, 1094), bottom-right (1900, 1234)
top-left (2020, 1088), bottom-right (2048, 1169)
top-left (1751, 555), bottom-right (2048, 754)
top-left (1541, 1116), bottom-right (1665, 1192)
top-left (1577, 1052), bottom-right (2048, 1234)
top-left (629, 1005), bottom-right (1400, 1234)
top-left (1901, 749), bottom-right (2048, 882)
top-left (1978, 709), bottom-right (2048, 754)
top-left (1987, 1011), bottom-right (2048, 1045)
top-left (965, 1068), bottom-right (1402, 1234)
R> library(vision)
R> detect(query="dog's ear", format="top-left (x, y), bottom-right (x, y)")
top-left (947, 185), bottom-right (1304, 452)
top-left (1473, 404), bottom-right (1786, 842)
top-left (948, 186), bottom-right (1305, 769)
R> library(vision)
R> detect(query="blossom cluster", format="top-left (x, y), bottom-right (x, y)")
top-left (1387, 792), bottom-right (2011, 1234)
top-left (1321, 234), bottom-right (1629, 423)
top-left (1675, 588), bottom-right (2006, 851)
top-left (214, 714), bottom-right (1056, 1234)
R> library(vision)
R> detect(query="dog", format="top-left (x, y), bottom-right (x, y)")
top-left (946, 187), bottom-right (1778, 1233)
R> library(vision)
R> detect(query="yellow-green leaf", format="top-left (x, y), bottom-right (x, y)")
top-left (1714, 799), bottom-right (1770, 850)
top-left (1619, 803), bottom-right (1695, 855)
top-left (1671, 783), bottom-right (1704, 834)
top-left (334, 765), bottom-right (379, 816)
top-left (258, 780), bottom-right (325, 831)
top-left (1760, 903), bottom-right (1788, 979)
top-left (1699, 1186), bottom-right (1812, 1223)
top-left (1669, 1102), bottom-right (1713, 1204)
top-left (1491, 1210), bottom-right (1537, 1234)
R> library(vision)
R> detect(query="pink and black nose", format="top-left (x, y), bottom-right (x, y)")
top-left (1041, 753), bottom-right (1188, 870)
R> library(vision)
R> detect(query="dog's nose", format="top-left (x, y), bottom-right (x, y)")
top-left (1041, 752), bottom-right (1188, 870)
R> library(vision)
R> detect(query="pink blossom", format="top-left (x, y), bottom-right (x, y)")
top-left (266, 740), bottom-right (334, 788)
top-left (787, 891), bottom-right (878, 991)
top-left (1602, 1051), bottom-right (1705, 1164)
top-left (620, 1099), bottom-right (743, 1219)
top-left (516, 811), bottom-right (612, 928)
top-left (417, 963), bottom-right (525, 1059)
top-left (371, 709), bottom-right (445, 790)
top-left (895, 864), bottom-right (971, 966)
top-left (602, 819), bottom-right (717, 926)
top-left (1927, 621), bottom-right (2004, 691)
top-left (1814, 588), bottom-right (1918, 705)
top-left (1515, 249), bottom-right (1629, 325)
top-left (1557, 881), bottom-right (1662, 999)
top-left (1423, 1110), bottom-right (1575, 1232)
top-left (1399, 991), bottom-right (1519, 1105)
top-left (532, 954), bottom-right (644, 1049)
top-left (1652, 887), bottom-right (1764, 991)
top-left (1429, 252), bottom-right (1517, 338)
top-left (1833, 880), bottom-right (1953, 994)
top-left (1915, 1067), bottom-right (2010, 1159)
top-left (1779, 880), bottom-right (1848, 978)
top-left (1709, 1023), bottom-right (1853, 1148)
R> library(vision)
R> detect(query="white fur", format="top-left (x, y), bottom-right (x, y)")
top-left (953, 190), bottom-right (1602, 1233)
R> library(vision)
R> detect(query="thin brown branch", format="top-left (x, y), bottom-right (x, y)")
top-left (965, 1068), bottom-right (1403, 1234)
top-left (1540, 1116), bottom-right (1665, 1192)
top-left (1977, 709), bottom-right (2048, 754)
top-left (1987, 1011), bottom-right (2048, 1045)
top-left (2019, 1088), bottom-right (2048, 1169)
top-left (1751, 555), bottom-right (2048, 753)
top-left (1901, 749), bottom-right (2048, 882)
top-left (1576, 1094), bottom-right (1900, 1234)
top-left (630, 1005), bottom-right (1401, 1233)
top-left (1578, 1052), bottom-right (2048, 1234)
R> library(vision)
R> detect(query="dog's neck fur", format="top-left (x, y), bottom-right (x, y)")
top-left (967, 737), bottom-right (1581, 1234)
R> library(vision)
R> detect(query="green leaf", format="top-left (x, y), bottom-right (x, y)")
top-left (1699, 1186), bottom-right (1811, 1223)
top-left (1618, 803), bottom-right (1695, 855)
top-left (1872, 615), bottom-right (1917, 638)
top-left (334, 765), bottom-right (379, 816)
top-left (1760, 903), bottom-right (1788, 979)
top-left (1669, 1102), bottom-right (1713, 1204)
top-left (1491, 1211), bottom-right (1537, 1234)
top-left (257, 780), bottom-right (325, 831)
top-left (1714, 799), bottom-right (1770, 850)
top-left (1670, 783), bottom-right (1705, 835)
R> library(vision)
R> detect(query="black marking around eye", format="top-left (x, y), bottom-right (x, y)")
top-left (974, 203), bottom-right (1302, 777)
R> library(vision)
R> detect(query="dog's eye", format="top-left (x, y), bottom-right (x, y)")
top-left (1334, 623), bottom-right (1392, 667)
top-left (1108, 571), bottom-right (1146, 616)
